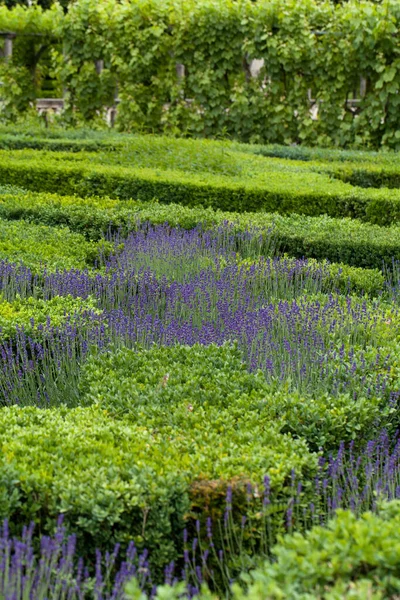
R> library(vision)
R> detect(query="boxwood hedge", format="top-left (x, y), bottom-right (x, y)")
top-left (0, 188), bottom-right (397, 275)
top-left (0, 294), bottom-right (101, 341)
top-left (0, 344), bottom-right (317, 572)
top-left (0, 217), bottom-right (109, 271)
top-left (3, 340), bottom-right (395, 574)
top-left (237, 502), bottom-right (400, 600)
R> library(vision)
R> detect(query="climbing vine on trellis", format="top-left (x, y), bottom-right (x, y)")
top-left (1, 0), bottom-right (400, 148)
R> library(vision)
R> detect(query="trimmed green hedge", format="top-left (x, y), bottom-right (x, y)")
top-left (3, 341), bottom-right (395, 573)
top-left (0, 188), bottom-right (395, 278)
top-left (0, 344), bottom-right (318, 571)
top-left (130, 502), bottom-right (400, 599)
top-left (0, 189), bottom-right (388, 292)
top-left (0, 128), bottom-right (399, 170)
top-left (0, 135), bottom-right (121, 153)
top-left (79, 343), bottom-right (314, 481)
top-left (4, 131), bottom-right (400, 199)
top-left (0, 405), bottom-right (190, 574)
top-left (0, 217), bottom-right (108, 271)
top-left (3, 147), bottom-right (400, 225)
top-left (80, 342), bottom-right (398, 453)
top-left (0, 294), bottom-right (101, 341)
top-left (0, 152), bottom-right (366, 219)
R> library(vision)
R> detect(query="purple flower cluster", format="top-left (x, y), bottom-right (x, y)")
top-left (0, 223), bottom-right (396, 405)
top-left (0, 222), bottom-right (399, 594)
top-left (0, 517), bottom-right (150, 600)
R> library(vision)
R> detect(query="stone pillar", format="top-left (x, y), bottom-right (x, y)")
top-left (4, 37), bottom-right (12, 59)
top-left (0, 33), bottom-right (16, 60)
top-left (95, 59), bottom-right (104, 75)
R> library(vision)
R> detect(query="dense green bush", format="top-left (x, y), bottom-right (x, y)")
top-left (0, 187), bottom-right (396, 274)
top-left (0, 149), bottom-right (374, 219)
top-left (1, 129), bottom-right (399, 168)
top-left (0, 217), bottom-right (109, 270)
top-left (0, 134), bottom-right (120, 152)
top-left (81, 340), bottom-right (398, 453)
top-left (4, 129), bottom-right (400, 201)
top-left (125, 502), bottom-right (400, 599)
top-left (4, 146), bottom-right (400, 226)
top-left (237, 501), bottom-right (400, 600)
top-left (79, 343), bottom-right (314, 482)
top-left (0, 294), bottom-right (101, 341)
top-left (0, 405), bottom-right (190, 573)
top-left (5, 341), bottom-right (395, 575)
top-left (0, 344), bottom-right (320, 571)
top-left (3, 0), bottom-right (400, 148)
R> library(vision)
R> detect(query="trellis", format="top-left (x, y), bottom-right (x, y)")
top-left (0, 29), bottom-right (376, 126)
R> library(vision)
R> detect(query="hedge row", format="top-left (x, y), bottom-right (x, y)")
top-left (0, 343), bottom-right (317, 573)
top-left (3, 132), bottom-right (400, 202)
top-left (0, 294), bottom-right (101, 341)
top-left (237, 503), bottom-right (400, 600)
top-left (3, 149), bottom-right (400, 225)
top-left (3, 341), bottom-right (398, 574)
top-left (0, 193), bottom-right (386, 296)
top-left (1, 128), bottom-right (398, 166)
top-left (1, 127), bottom-right (399, 165)
top-left (0, 217), bottom-right (110, 271)
top-left (3, 128), bottom-right (400, 171)
top-left (0, 188), bottom-right (398, 274)
top-left (0, 134), bottom-right (121, 153)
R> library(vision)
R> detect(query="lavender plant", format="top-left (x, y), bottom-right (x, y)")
top-left (0, 219), bottom-right (399, 597)
top-left (0, 517), bottom-right (152, 600)
top-left (0, 224), bottom-right (399, 407)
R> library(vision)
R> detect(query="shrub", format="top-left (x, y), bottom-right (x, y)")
top-left (0, 217), bottom-right (108, 270)
top-left (0, 294), bottom-right (101, 341)
top-left (237, 501), bottom-right (400, 599)
top-left (0, 405), bottom-right (190, 574)
top-left (124, 502), bottom-right (400, 599)
top-left (4, 145), bottom-right (400, 226)
top-left (0, 149), bottom-right (377, 219)
top-left (79, 343), bottom-right (314, 484)
top-left (0, 188), bottom-right (398, 272)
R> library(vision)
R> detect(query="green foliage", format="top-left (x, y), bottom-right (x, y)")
top-left (4, 138), bottom-right (400, 228)
top-left (0, 336), bottom-right (322, 572)
top-left (317, 261), bottom-right (385, 296)
top-left (0, 294), bottom-right (101, 341)
top-left (124, 502), bottom-right (400, 599)
top-left (3, 0), bottom-right (400, 147)
top-left (0, 184), bottom-right (398, 270)
top-left (0, 217), bottom-right (107, 270)
top-left (0, 133), bottom-right (119, 152)
top-left (0, 4), bottom-right (61, 35)
top-left (268, 386), bottom-right (394, 452)
top-left (237, 502), bottom-right (400, 599)
top-left (0, 5), bottom-right (61, 117)
top-left (79, 343), bottom-right (315, 484)
top-left (0, 404), bottom-right (190, 573)
top-left (0, 147), bottom-right (372, 220)
top-left (80, 339), bottom-right (400, 453)
top-left (0, 62), bottom-right (36, 122)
